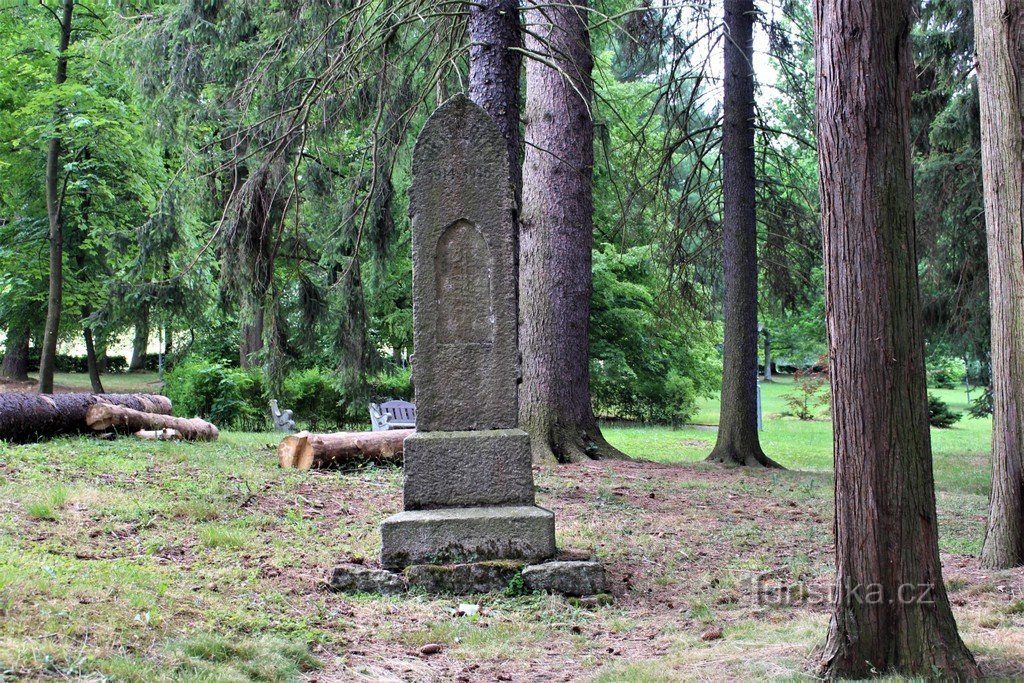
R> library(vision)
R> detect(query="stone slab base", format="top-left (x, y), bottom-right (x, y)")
top-left (405, 561), bottom-right (523, 595)
top-left (522, 561), bottom-right (607, 596)
top-left (381, 505), bottom-right (555, 570)
top-left (402, 429), bottom-right (534, 509)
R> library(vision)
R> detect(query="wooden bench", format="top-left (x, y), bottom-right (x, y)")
top-left (370, 400), bottom-right (417, 431)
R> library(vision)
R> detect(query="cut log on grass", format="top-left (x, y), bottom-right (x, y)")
top-left (86, 403), bottom-right (219, 442)
top-left (0, 393), bottom-right (172, 443)
top-left (278, 429), bottom-right (413, 470)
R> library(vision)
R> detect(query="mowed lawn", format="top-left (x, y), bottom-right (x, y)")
top-left (1, 374), bottom-right (1020, 681)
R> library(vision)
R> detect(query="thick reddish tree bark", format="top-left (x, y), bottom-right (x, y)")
top-left (814, 0), bottom-right (979, 676)
top-left (38, 0), bottom-right (74, 395)
top-left (708, 0), bottom-right (778, 467)
top-left (1, 328), bottom-right (30, 381)
top-left (976, 0), bottom-right (1024, 569)
top-left (468, 0), bottom-right (522, 204)
top-left (519, 0), bottom-right (623, 463)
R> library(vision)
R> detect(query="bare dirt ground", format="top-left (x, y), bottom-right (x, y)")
top-left (261, 459), bottom-right (1024, 681)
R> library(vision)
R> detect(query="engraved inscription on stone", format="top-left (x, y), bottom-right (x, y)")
top-left (435, 220), bottom-right (493, 345)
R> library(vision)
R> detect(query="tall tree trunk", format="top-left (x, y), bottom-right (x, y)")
top-left (38, 0), bottom-right (74, 395)
top-left (763, 328), bottom-right (773, 382)
top-left (708, 0), bottom-right (778, 467)
top-left (1, 328), bottom-right (30, 381)
top-left (82, 309), bottom-right (104, 394)
top-left (814, 0), bottom-right (979, 677)
top-left (239, 311), bottom-right (264, 369)
top-left (130, 306), bottom-right (149, 372)
top-left (976, 0), bottom-right (1024, 570)
top-left (468, 0), bottom-right (523, 205)
top-left (519, 0), bottom-right (623, 463)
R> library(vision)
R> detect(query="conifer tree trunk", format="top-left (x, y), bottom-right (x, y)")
top-left (82, 311), bottom-right (104, 394)
top-left (38, 0), bottom-right (74, 394)
top-left (468, 0), bottom-right (522, 204)
top-left (130, 307), bottom-right (149, 372)
top-left (814, 0), bottom-right (979, 676)
top-left (519, 0), bottom-right (624, 463)
top-left (708, 0), bottom-right (778, 467)
top-left (976, 0), bottom-right (1024, 570)
top-left (1, 328), bottom-right (30, 381)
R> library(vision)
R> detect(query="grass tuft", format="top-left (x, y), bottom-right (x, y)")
top-left (198, 524), bottom-right (248, 549)
top-left (24, 485), bottom-right (69, 521)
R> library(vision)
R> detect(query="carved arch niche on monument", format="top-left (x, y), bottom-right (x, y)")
top-left (434, 219), bottom-right (495, 345)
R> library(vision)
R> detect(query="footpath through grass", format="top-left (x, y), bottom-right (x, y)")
top-left (0, 375), bottom-right (1020, 681)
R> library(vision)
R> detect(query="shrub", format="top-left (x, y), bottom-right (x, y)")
top-left (283, 367), bottom-right (343, 430)
top-left (165, 360), bottom-right (268, 431)
top-left (588, 244), bottom-right (720, 425)
top-left (927, 356), bottom-right (967, 389)
top-left (367, 367), bottom-right (413, 402)
top-left (969, 386), bottom-right (993, 418)
top-left (928, 394), bottom-right (962, 428)
top-left (781, 365), bottom-right (830, 420)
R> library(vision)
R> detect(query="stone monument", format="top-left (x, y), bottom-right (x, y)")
top-left (380, 96), bottom-right (556, 570)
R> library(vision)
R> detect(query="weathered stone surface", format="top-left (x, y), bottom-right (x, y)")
top-left (403, 429), bottom-right (534, 509)
top-left (379, 96), bottom-right (556, 572)
top-left (381, 505), bottom-right (555, 570)
top-left (408, 95), bottom-right (519, 432)
top-left (522, 561), bottom-right (607, 597)
top-left (328, 565), bottom-right (406, 595)
top-left (405, 560), bottom-right (523, 595)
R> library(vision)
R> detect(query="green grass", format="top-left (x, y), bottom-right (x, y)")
top-left (603, 375), bottom-right (991, 494)
top-left (50, 371), bottom-right (163, 394)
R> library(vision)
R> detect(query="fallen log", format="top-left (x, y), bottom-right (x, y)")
top-left (86, 403), bottom-right (218, 442)
top-left (278, 429), bottom-right (413, 470)
top-left (0, 393), bottom-right (172, 443)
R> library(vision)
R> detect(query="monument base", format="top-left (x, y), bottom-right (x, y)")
top-left (402, 429), bottom-right (535, 509)
top-left (380, 505), bottom-right (555, 570)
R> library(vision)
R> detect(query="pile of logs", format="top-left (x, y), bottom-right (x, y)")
top-left (0, 393), bottom-right (218, 443)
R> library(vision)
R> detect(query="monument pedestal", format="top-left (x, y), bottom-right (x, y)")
top-left (402, 429), bottom-right (535, 509)
top-left (381, 505), bottom-right (555, 570)
top-left (382, 427), bottom-right (555, 570)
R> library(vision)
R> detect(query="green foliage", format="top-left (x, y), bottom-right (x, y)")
top-left (165, 361), bottom-right (267, 431)
top-left (929, 394), bottom-right (963, 429)
top-left (367, 367), bottom-right (414, 403)
top-left (504, 572), bottom-right (527, 598)
top-left (282, 367), bottom-right (343, 430)
top-left (781, 366), bottom-right (830, 421)
top-left (589, 245), bottom-right (720, 424)
top-left (969, 386), bottom-right (994, 418)
top-left (927, 355), bottom-right (967, 389)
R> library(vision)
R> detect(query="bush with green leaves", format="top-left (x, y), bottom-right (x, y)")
top-left (367, 366), bottom-right (413, 402)
top-left (589, 244), bottom-right (720, 424)
top-left (165, 361), bottom-right (268, 431)
top-left (927, 355), bottom-right (967, 389)
top-left (282, 367), bottom-right (343, 430)
top-left (928, 394), bottom-right (962, 429)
